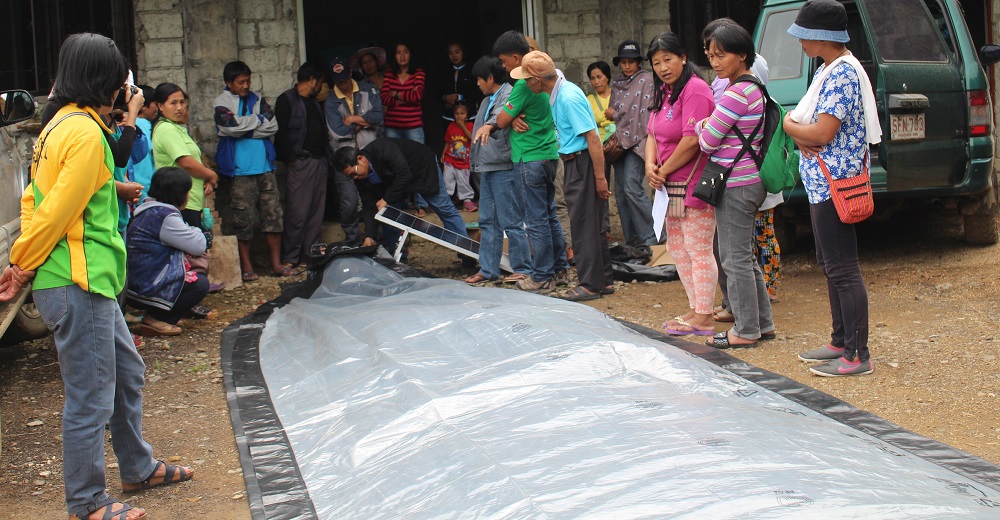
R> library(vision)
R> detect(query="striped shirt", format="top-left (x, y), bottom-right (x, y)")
top-left (697, 80), bottom-right (764, 186)
top-left (381, 69), bottom-right (426, 129)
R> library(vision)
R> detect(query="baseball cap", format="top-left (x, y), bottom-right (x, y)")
top-left (510, 51), bottom-right (556, 80)
top-left (330, 57), bottom-right (351, 82)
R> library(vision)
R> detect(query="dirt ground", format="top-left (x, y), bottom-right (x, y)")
top-left (2, 207), bottom-right (1000, 517)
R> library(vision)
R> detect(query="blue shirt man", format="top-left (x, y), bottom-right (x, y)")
top-left (513, 51), bottom-right (612, 300)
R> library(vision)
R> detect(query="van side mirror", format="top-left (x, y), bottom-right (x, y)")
top-left (980, 45), bottom-right (1000, 67)
top-left (0, 90), bottom-right (36, 128)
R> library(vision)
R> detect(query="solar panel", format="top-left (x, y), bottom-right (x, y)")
top-left (375, 206), bottom-right (512, 272)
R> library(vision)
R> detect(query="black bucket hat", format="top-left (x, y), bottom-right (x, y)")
top-left (787, 0), bottom-right (850, 43)
top-left (613, 40), bottom-right (644, 66)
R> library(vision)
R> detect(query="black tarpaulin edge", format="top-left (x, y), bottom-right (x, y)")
top-left (620, 321), bottom-right (1000, 494)
top-left (221, 271), bottom-right (324, 520)
top-left (222, 258), bottom-right (1000, 519)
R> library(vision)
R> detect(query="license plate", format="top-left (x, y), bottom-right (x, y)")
top-left (890, 113), bottom-right (925, 141)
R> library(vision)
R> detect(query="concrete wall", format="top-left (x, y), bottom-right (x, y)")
top-left (135, 0), bottom-right (300, 157)
top-left (537, 0), bottom-right (670, 87)
top-left (134, 0), bottom-right (671, 153)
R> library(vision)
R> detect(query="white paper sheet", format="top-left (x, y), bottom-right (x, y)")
top-left (652, 187), bottom-right (667, 242)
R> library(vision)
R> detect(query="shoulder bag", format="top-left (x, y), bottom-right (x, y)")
top-left (817, 151), bottom-right (874, 224)
top-left (595, 94), bottom-right (625, 163)
top-left (692, 82), bottom-right (765, 206)
top-left (651, 114), bottom-right (702, 219)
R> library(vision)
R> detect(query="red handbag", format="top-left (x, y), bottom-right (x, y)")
top-left (817, 153), bottom-right (873, 224)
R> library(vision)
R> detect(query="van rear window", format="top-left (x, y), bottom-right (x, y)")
top-left (863, 0), bottom-right (949, 62)
top-left (759, 9), bottom-right (803, 80)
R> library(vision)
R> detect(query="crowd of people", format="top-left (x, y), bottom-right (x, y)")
top-left (0, 0), bottom-right (877, 517)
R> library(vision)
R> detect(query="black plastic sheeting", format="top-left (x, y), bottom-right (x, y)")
top-left (222, 253), bottom-right (1000, 519)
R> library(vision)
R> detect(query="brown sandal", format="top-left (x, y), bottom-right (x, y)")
top-left (138, 318), bottom-right (181, 337)
top-left (122, 459), bottom-right (194, 492)
top-left (503, 273), bottom-right (529, 284)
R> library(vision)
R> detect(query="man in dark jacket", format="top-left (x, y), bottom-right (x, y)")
top-left (274, 62), bottom-right (326, 267)
top-left (333, 138), bottom-right (470, 255)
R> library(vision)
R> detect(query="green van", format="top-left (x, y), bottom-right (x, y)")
top-left (754, 0), bottom-right (1000, 244)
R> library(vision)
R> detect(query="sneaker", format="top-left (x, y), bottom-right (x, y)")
top-left (554, 269), bottom-right (569, 287)
top-left (809, 357), bottom-right (873, 377)
top-left (798, 344), bottom-right (845, 362)
top-left (463, 200), bottom-right (479, 212)
top-left (516, 277), bottom-right (554, 294)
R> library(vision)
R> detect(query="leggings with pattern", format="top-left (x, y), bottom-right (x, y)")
top-left (753, 208), bottom-right (781, 297)
top-left (667, 206), bottom-right (717, 315)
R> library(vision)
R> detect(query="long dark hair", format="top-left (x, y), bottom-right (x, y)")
top-left (150, 82), bottom-right (185, 129)
top-left (389, 42), bottom-right (418, 75)
top-left (51, 33), bottom-right (128, 110)
top-left (646, 32), bottom-right (701, 111)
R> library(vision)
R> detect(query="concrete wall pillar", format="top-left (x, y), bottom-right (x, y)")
top-left (134, 0), bottom-right (300, 158)
top-left (540, 0), bottom-right (669, 87)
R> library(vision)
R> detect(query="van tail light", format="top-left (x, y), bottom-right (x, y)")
top-left (968, 90), bottom-right (991, 137)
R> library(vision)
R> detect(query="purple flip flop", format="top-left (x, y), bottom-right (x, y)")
top-left (662, 318), bottom-right (716, 336)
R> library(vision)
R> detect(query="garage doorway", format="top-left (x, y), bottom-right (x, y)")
top-left (301, 0), bottom-right (526, 157)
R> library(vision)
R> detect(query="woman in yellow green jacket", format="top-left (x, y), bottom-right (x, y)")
top-left (0, 33), bottom-right (192, 520)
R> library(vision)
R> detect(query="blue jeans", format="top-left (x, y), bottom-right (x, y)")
top-left (516, 159), bottom-right (567, 281)
top-left (478, 168), bottom-right (530, 279)
top-left (613, 150), bottom-right (656, 245)
top-left (34, 284), bottom-right (155, 517)
top-left (383, 126), bottom-right (425, 144)
top-left (384, 127), bottom-right (428, 208)
top-left (383, 165), bottom-right (470, 253)
top-left (715, 181), bottom-right (774, 340)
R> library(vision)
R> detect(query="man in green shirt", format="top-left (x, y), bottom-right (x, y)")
top-left (491, 30), bottom-right (566, 293)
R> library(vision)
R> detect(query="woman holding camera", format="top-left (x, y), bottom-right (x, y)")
top-left (0, 33), bottom-right (192, 520)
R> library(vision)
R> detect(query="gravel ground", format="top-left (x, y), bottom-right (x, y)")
top-left (2, 208), bottom-right (998, 517)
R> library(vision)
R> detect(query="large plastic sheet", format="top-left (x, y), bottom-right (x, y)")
top-left (253, 256), bottom-right (1000, 518)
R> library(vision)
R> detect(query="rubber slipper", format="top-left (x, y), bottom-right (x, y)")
top-left (562, 286), bottom-right (600, 302)
top-left (705, 331), bottom-right (757, 349)
top-left (208, 282), bottom-right (226, 293)
top-left (663, 323), bottom-right (716, 336)
top-left (465, 273), bottom-right (492, 284)
top-left (760, 330), bottom-right (777, 341)
top-left (274, 264), bottom-right (303, 277)
top-left (242, 272), bottom-right (259, 282)
top-left (600, 285), bottom-right (615, 295)
top-left (663, 315), bottom-right (689, 329)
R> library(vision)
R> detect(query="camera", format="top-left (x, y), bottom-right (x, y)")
top-left (113, 70), bottom-right (137, 110)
